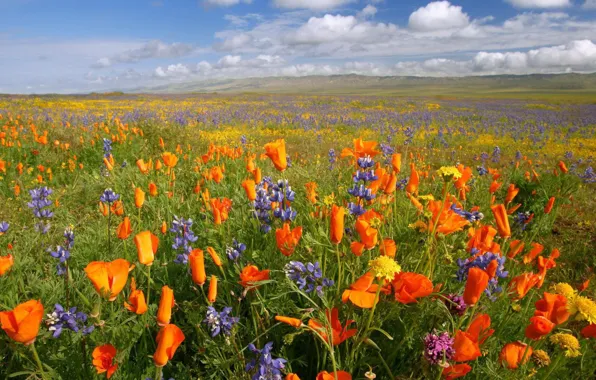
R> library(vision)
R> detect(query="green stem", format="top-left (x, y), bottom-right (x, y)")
top-left (154, 365), bottom-right (163, 380)
top-left (146, 264), bottom-right (152, 306)
top-left (335, 244), bottom-right (342, 298)
top-left (540, 352), bottom-right (563, 380)
top-left (378, 351), bottom-right (395, 380)
top-left (30, 343), bottom-right (48, 380)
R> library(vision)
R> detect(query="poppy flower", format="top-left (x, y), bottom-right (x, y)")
top-left (340, 137), bottom-right (380, 159)
top-left (207, 275), bottom-right (217, 303)
top-left (206, 247), bottom-right (222, 267)
top-left (264, 139), bottom-right (288, 171)
top-left (117, 217), bottom-right (132, 240)
top-left (148, 182), bottom-right (158, 197)
top-left (252, 167), bottom-right (262, 183)
top-left (581, 324), bottom-right (596, 338)
top-left (392, 272), bottom-right (433, 304)
top-left (491, 204), bottom-right (511, 238)
top-left (380, 238), bottom-right (397, 258)
top-left (92, 344), bottom-right (118, 379)
top-left (161, 152), bottom-right (178, 168)
top-left (536, 250), bottom-right (560, 287)
top-left (136, 159), bottom-right (150, 174)
top-left (276, 222), bottom-right (303, 256)
top-left (442, 364), bottom-right (472, 380)
top-left (342, 272), bottom-right (389, 309)
top-left (505, 184), bottom-right (519, 204)
top-left (85, 259), bottom-right (132, 301)
top-left (0, 254), bottom-right (14, 276)
top-left (453, 330), bottom-right (481, 362)
top-left (463, 267), bottom-right (490, 306)
top-left (153, 324), bottom-right (185, 367)
top-left (275, 316), bottom-right (303, 328)
top-left (499, 341), bottom-right (532, 369)
top-left (354, 210), bottom-right (381, 249)
top-left (316, 371), bottom-right (352, 380)
top-left (558, 161), bottom-right (568, 174)
top-left (508, 273), bottom-right (540, 300)
top-left (239, 265), bottom-right (270, 288)
top-left (544, 197), bottom-right (555, 214)
top-left (454, 165), bottom-right (473, 200)
top-left (390, 153), bottom-right (402, 173)
top-left (124, 277), bottom-right (147, 315)
top-left (330, 205), bottom-right (345, 245)
top-left (489, 180), bottom-right (501, 194)
top-left (305, 182), bottom-right (318, 204)
top-left (507, 240), bottom-right (525, 259)
top-left (534, 292), bottom-right (570, 325)
top-left (427, 200), bottom-right (469, 235)
top-left (134, 231), bottom-right (158, 266)
top-left (157, 286), bottom-right (175, 326)
top-left (525, 316), bottom-right (555, 340)
top-left (134, 187), bottom-right (145, 209)
top-left (466, 314), bottom-right (494, 345)
top-left (405, 163), bottom-right (419, 194)
top-left (308, 308), bottom-right (357, 346)
top-left (189, 249), bottom-right (206, 286)
top-left (241, 179), bottom-right (257, 201)
top-left (210, 166), bottom-right (224, 183)
top-left (110, 200), bottom-right (124, 216)
top-left (0, 300), bottom-right (44, 345)
top-left (210, 198), bottom-right (232, 225)
top-left (286, 374), bottom-right (301, 380)
top-left (99, 202), bottom-right (109, 216)
top-left (467, 226), bottom-right (499, 254)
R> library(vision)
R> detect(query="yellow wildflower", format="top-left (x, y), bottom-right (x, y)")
top-left (369, 256), bottom-right (401, 282)
top-left (549, 333), bottom-right (581, 358)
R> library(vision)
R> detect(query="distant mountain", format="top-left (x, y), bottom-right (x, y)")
top-left (129, 73), bottom-right (596, 98)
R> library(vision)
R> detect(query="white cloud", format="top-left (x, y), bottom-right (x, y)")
top-left (583, 0), bottom-right (596, 8)
top-left (204, 0), bottom-right (252, 7)
top-left (408, 1), bottom-right (470, 32)
top-left (272, 0), bottom-right (355, 10)
top-left (505, 0), bottom-right (571, 8)
top-left (224, 13), bottom-right (263, 27)
top-left (93, 40), bottom-right (195, 68)
top-left (359, 5), bottom-right (377, 18)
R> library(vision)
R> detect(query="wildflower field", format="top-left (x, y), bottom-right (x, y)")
top-left (0, 94), bottom-right (595, 380)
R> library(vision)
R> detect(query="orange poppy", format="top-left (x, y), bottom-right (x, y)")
top-left (489, 180), bottom-right (501, 194)
top-left (206, 247), bottom-right (222, 267)
top-left (117, 217), bottom-right (132, 240)
top-left (0, 254), bottom-right (14, 276)
top-left (153, 324), bottom-right (185, 367)
top-left (454, 165), bottom-right (473, 200)
top-left (525, 316), bottom-right (555, 340)
top-left (136, 159), bottom-right (150, 174)
top-left (536, 249), bottom-right (560, 287)
top-left (110, 200), bottom-right (124, 216)
top-left (134, 231), bottom-right (158, 266)
top-left (308, 308), bottom-right (357, 346)
top-left (544, 197), bottom-right (555, 214)
top-left (463, 267), bottom-right (489, 306)
top-left (264, 139), bottom-right (288, 171)
top-left (157, 286), bottom-right (175, 326)
top-left (286, 374), bottom-right (301, 380)
top-left (508, 273), bottom-right (540, 300)
top-left (210, 166), bottom-right (224, 183)
top-left (467, 226), bottom-right (499, 254)
top-left (161, 152), bottom-right (178, 168)
top-left (507, 240), bottom-right (525, 259)
top-left (491, 204), bottom-right (511, 238)
top-left (316, 371), bottom-right (352, 380)
top-left (210, 198), bottom-right (232, 224)
top-left (499, 341), bottom-right (532, 369)
top-left (405, 163), bottom-right (419, 194)
top-left (305, 182), bottom-right (318, 204)
top-left (342, 272), bottom-right (389, 309)
top-left (558, 161), bottom-right (568, 174)
top-left (505, 184), bottom-right (519, 204)
top-left (189, 249), bottom-right (206, 286)
top-left (0, 300), bottom-right (44, 345)
top-left (442, 364), bottom-right (471, 380)
top-left (148, 182), bottom-right (158, 197)
top-left (379, 238), bottom-right (397, 258)
top-left (92, 344), bottom-right (118, 379)
top-left (84, 259), bottom-right (132, 301)
top-left (252, 167), bottom-right (262, 183)
top-left (239, 265), bottom-right (270, 288)
top-left (427, 199), bottom-right (469, 235)
top-left (275, 316), bottom-right (303, 328)
top-left (453, 330), bottom-right (481, 362)
top-left (330, 205), bottom-right (345, 245)
top-left (340, 137), bottom-right (380, 159)
top-left (207, 275), bottom-right (217, 303)
top-left (392, 272), bottom-right (433, 304)
top-left (242, 179), bottom-right (257, 201)
top-left (391, 153), bottom-right (402, 173)
top-left (354, 210), bottom-right (380, 249)
top-left (534, 292), bottom-right (569, 325)
top-left (275, 222), bottom-right (303, 257)
top-left (134, 187), bottom-right (145, 208)
top-left (124, 277), bottom-right (147, 315)
top-left (99, 202), bottom-right (109, 216)
top-left (522, 242), bottom-right (544, 264)
top-left (466, 314), bottom-right (494, 345)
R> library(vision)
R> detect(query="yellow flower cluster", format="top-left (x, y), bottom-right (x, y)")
top-left (568, 295), bottom-right (596, 324)
top-left (436, 166), bottom-right (462, 181)
top-left (549, 333), bottom-right (581, 358)
top-left (369, 256), bottom-right (401, 282)
top-left (550, 283), bottom-right (576, 300)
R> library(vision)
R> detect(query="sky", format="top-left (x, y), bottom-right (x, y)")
top-left (1, 0), bottom-right (595, 93)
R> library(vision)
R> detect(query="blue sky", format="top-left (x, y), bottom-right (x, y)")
top-left (1, 0), bottom-right (595, 93)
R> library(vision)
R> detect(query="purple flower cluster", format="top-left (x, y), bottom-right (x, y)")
top-left (28, 187), bottom-right (54, 234)
top-left (450, 204), bottom-right (484, 223)
top-left (226, 239), bottom-right (246, 262)
top-left (514, 211), bottom-right (533, 230)
top-left (171, 216), bottom-right (198, 264)
top-left (254, 177), bottom-right (274, 232)
top-left (99, 188), bottom-right (119, 204)
top-left (284, 261), bottom-right (334, 296)
top-left (203, 306), bottom-right (239, 337)
top-left (0, 221), bottom-right (9, 235)
top-left (271, 180), bottom-right (297, 222)
top-left (245, 342), bottom-right (287, 380)
top-left (457, 250), bottom-right (508, 301)
top-left (347, 156), bottom-right (377, 216)
top-left (578, 166), bottom-right (595, 184)
top-left (328, 148), bottom-right (337, 169)
top-left (476, 166), bottom-right (488, 176)
top-left (102, 138), bottom-right (112, 158)
top-left (45, 304), bottom-right (94, 338)
top-left (423, 331), bottom-right (455, 365)
top-left (444, 294), bottom-right (467, 316)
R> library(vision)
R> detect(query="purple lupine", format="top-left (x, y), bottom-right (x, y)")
top-left (45, 304), bottom-right (94, 338)
top-left (457, 250), bottom-right (508, 301)
top-left (0, 222), bottom-right (9, 235)
top-left (28, 187), bottom-right (54, 234)
top-left (450, 204), bottom-right (484, 223)
top-left (423, 331), bottom-right (455, 365)
top-left (102, 138), bottom-right (112, 158)
top-left (203, 306), bottom-right (239, 337)
top-left (514, 211), bottom-right (533, 230)
top-left (99, 188), bottom-right (119, 204)
top-left (226, 239), bottom-right (246, 262)
top-left (328, 148), bottom-right (337, 169)
top-left (346, 155), bottom-right (377, 216)
top-left (271, 180), bottom-right (296, 223)
top-left (284, 261), bottom-right (334, 297)
top-left (171, 216), bottom-right (198, 264)
top-left (245, 342), bottom-right (287, 380)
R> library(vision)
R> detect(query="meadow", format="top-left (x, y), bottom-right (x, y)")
top-left (0, 94), bottom-right (595, 380)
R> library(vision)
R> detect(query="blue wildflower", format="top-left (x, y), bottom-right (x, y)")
top-left (203, 306), bottom-right (239, 337)
top-left (245, 342), bottom-right (287, 380)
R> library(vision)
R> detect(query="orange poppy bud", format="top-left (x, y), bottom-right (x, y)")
top-left (507, 273), bottom-right (540, 300)
top-left (499, 341), bottom-right (532, 369)
top-left (558, 161), bottom-right (568, 174)
top-left (157, 286), bottom-right (175, 326)
top-left (207, 275), bottom-right (218, 303)
top-left (330, 205), bottom-right (345, 245)
top-left (159, 137), bottom-right (165, 149)
top-left (275, 222), bottom-right (303, 256)
top-left (210, 198), bottom-right (232, 225)
top-left (85, 259), bottom-right (132, 301)
top-left (522, 242), bottom-right (544, 264)
top-left (264, 139), bottom-right (288, 171)
top-left (392, 272), bottom-right (433, 304)
top-left (379, 238), bottom-right (397, 258)
top-left (507, 240), bottom-right (525, 259)
top-left (110, 200), bottom-right (124, 216)
top-left (206, 247), bottom-right (222, 267)
top-left (0, 254), bottom-right (14, 276)
top-left (134, 187), bottom-right (145, 209)
top-left (491, 204), bottom-right (511, 238)
top-left (161, 221), bottom-right (167, 234)
top-left (579, 278), bottom-right (590, 292)
top-left (154, 160), bottom-right (162, 171)
top-left (316, 371), bottom-right (352, 380)
top-left (189, 249), bottom-right (206, 286)
top-left (0, 300), bottom-right (44, 345)
top-left (252, 167), bottom-right (262, 183)
top-left (162, 152), bottom-right (178, 168)
top-left (148, 182), bottom-right (158, 197)
top-left (136, 159), bottom-right (149, 174)
top-left (463, 267), bottom-right (489, 306)
top-left (405, 163), bottom-right (419, 194)
top-left (489, 180), bottom-right (501, 194)
top-left (124, 278), bottom-right (147, 315)
top-left (442, 364), bottom-right (472, 380)
top-left (525, 316), bottom-right (554, 340)
top-left (117, 216), bottom-right (132, 240)
top-left (544, 196), bottom-right (555, 214)
top-left (505, 184), bottom-right (519, 204)
top-left (92, 344), bottom-right (118, 379)
top-left (286, 374), bottom-right (302, 380)
top-left (275, 315), bottom-right (303, 328)
top-left (241, 179), bottom-right (257, 201)
top-left (391, 153), bottom-right (401, 173)
top-left (153, 324), bottom-right (185, 367)
top-left (134, 231), bottom-right (159, 266)
top-left (239, 265), bottom-right (270, 289)
top-left (507, 203), bottom-right (521, 215)
top-left (103, 157), bottom-right (114, 171)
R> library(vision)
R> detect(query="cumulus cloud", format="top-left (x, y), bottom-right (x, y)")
top-left (359, 5), bottom-right (377, 18)
top-left (408, 1), bottom-right (470, 31)
top-left (93, 40), bottom-right (194, 68)
top-left (583, 0), bottom-right (596, 8)
top-left (505, 0), bottom-right (571, 8)
top-left (272, 0), bottom-right (355, 10)
top-left (204, 0), bottom-right (252, 7)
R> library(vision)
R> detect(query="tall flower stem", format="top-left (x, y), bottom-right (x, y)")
top-left (154, 366), bottom-right (163, 380)
top-left (335, 244), bottom-right (342, 298)
top-left (146, 265), bottom-right (152, 306)
top-left (30, 343), bottom-right (47, 380)
top-left (107, 208), bottom-right (111, 255)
